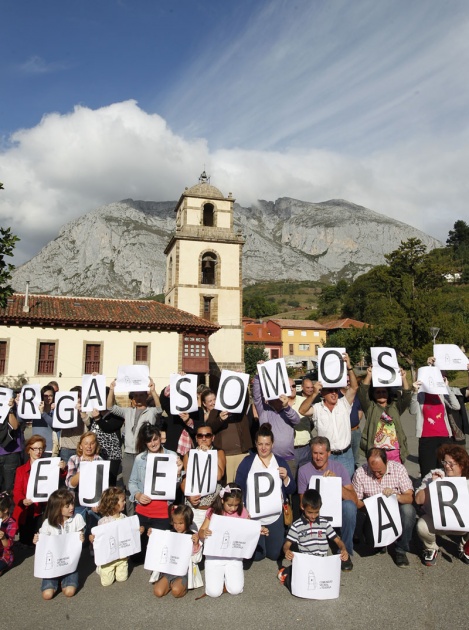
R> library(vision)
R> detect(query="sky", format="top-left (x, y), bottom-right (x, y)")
top-left (1, 0), bottom-right (469, 265)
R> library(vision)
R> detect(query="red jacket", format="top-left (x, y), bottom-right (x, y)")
top-left (12, 460), bottom-right (44, 526)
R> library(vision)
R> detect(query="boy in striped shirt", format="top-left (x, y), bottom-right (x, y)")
top-left (278, 489), bottom-right (350, 588)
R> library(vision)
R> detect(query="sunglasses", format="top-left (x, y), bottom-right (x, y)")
top-left (196, 433), bottom-right (213, 439)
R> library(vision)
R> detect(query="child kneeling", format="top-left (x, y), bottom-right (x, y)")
top-left (278, 489), bottom-right (349, 590)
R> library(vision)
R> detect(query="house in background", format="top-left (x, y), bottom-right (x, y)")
top-left (265, 319), bottom-right (327, 369)
top-left (323, 318), bottom-right (368, 334)
top-left (0, 293), bottom-right (219, 391)
top-left (243, 318), bottom-right (282, 360)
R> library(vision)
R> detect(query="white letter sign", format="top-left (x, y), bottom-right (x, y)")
top-left (429, 477), bottom-right (469, 532)
top-left (81, 374), bottom-right (106, 412)
top-left (0, 387), bottom-right (13, 424)
top-left (257, 359), bottom-right (290, 401)
top-left (203, 514), bottom-right (261, 559)
top-left (18, 384), bottom-right (41, 420)
top-left (114, 364), bottom-right (150, 393)
top-left (92, 515), bottom-right (141, 566)
top-left (170, 373), bottom-right (198, 415)
top-left (291, 553), bottom-right (341, 600)
top-left (433, 344), bottom-right (469, 371)
top-left (26, 457), bottom-right (61, 502)
top-left (371, 347), bottom-right (402, 387)
top-left (363, 493), bottom-right (402, 547)
top-left (34, 531), bottom-right (82, 578)
top-left (318, 348), bottom-right (346, 388)
top-left (308, 476), bottom-right (343, 527)
top-left (246, 471), bottom-right (283, 521)
top-left (184, 450), bottom-right (218, 497)
top-left (144, 530), bottom-right (193, 576)
top-left (78, 460), bottom-right (110, 507)
top-left (417, 366), bottom-right (448, 396)
top-left (215, 370), bottom-right (249, 413)
top-left (52, 391), bottom-right (78, 429)
top-left (143, 452), bottom-right (178, 501)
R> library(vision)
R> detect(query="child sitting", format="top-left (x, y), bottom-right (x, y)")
top-left (278, 489), bottom-right (349, 589)
top-left (0, 492), bottom-right (17, 576)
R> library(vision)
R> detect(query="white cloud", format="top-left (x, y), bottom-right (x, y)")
top-left (18, 55), bottom-right (69, 75)
top-left (1, 99), bottom-right (468, 267)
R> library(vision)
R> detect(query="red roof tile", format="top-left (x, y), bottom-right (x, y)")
top-left (268, 318), bottom-right (326, 330)
top-left (323, 318), bottom-right (368, 330)
top-left (1, 294), bottom-right (220, 334)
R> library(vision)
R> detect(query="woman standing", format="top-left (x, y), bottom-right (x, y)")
top-left (235, 423), bottom-right (295, 562)
top-left (358, 366), bottom-right (411, 463)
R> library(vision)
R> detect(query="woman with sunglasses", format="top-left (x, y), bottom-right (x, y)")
top-left (415, 443), bottom-right (469, 566)
top-left (181, 428), bottom-right (226, 529)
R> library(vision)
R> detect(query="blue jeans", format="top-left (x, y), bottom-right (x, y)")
top-left (74, 505), bottom-right (100, 539)
top-left (337, 499), bottom-right (357, 556)
top-left (329, 448), bottom-right (355, 480)
top-left (41, 569), bottom-right (79, 592)
top-left (253, 513), bottom-right (285, 562)
top-left (350, 428), bottom-right (361, 468)
top-left (360, 503), bottom-right (416, 553)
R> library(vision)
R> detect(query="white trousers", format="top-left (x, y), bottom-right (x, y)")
top-left (204, 556), bottom-right (244, 598)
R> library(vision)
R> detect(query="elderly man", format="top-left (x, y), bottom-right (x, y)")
top-left (299, 353), bottom-right (358, 478)
top-left (352, 447), bottom-right (416, 567)
top-left (297, 436), bottom-right (357, 571)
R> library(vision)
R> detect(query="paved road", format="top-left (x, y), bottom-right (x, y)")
top-left (5, 410), bottom-right (469, 630)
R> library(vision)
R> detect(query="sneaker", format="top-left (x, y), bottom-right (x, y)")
top-left (423, 549), bottom-right (438, 566)
top-left (459, 539), bottom-right (469, 565)
top-left (395, 552), bottom-right (409, 568)
top-left (277, 567), bottom-right (287, 584)
top-left (341, 558), bottom-right (353, 572)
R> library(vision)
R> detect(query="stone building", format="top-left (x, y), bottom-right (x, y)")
top-left (164, 173), bottom-right (245, 386)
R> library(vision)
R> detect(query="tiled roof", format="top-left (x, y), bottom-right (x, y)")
top-left (244, 322), bottom-right (281, 344)
top-left (323, 318), bottom-right (368, 330)
top-left (1, 294), bottom-right (220, 334)
top-left (268, 318), bottom-right (326, 330)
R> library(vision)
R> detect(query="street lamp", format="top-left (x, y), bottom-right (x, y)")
top-left (429, 327), bottom-right (440, 344)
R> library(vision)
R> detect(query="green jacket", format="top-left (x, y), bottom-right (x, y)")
top-left (358, 383), bottom-right (412, 462)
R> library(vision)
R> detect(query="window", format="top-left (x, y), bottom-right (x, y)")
top-left (135, 344), bottom-right (149, 364)
top-left (0, 341), bottom-right (7, 374)
top-left (201, 253), bottom-right (217, 285)
top-left (314, 331), bottom-right (320, 337)
top-left (38, 342), bottom-right (56, 375)
top-left (289, 344), bottom-right (294, 355)
top-left (299, 344), bottom-right (310, 351)
top-left (182, 335), bottom-right (209, 373)
top-left (287, 330), bottom-right (294, 336)
top-left (301, 331), bottom-right (307, 337)
top-left (203, 297), bottom-right (213, 321)
top-left (202, 203), bottom-right (215, 227)
top-left (85, 344), bottom-right (101, 373)
top-left (270, 349), bottom-right (279, 359)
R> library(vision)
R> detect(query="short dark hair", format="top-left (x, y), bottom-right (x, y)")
top-left (136, 422), bottom-right (161, 454)
top-left (311, 436), bottom-right (330, 451)
top-left (301, 488), bottom-right (322, 510)
top-left (255, 422), bottom-right (274, 444)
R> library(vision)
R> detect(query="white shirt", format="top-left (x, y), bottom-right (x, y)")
top-left (312, 397), bottom-right (352, 451)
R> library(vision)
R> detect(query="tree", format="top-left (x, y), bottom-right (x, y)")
top-left (446, 220), bottom-right (469, 250)
top-left (244, 345), bottom-right (268, 377)
top-left (0, 227), bottom-right (20, 308)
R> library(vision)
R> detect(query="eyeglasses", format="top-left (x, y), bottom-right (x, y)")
top-left (441, 460), bottom-right (455, 469)
top-left (196, 433), bottom-right (213, 439)
top-left (30, 447), bottom-right (44, 452)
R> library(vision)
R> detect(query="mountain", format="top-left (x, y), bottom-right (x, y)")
top-left (12, 197), bottom-right (442, 298)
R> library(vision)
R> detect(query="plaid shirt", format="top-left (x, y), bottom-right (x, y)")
top-left (177, 418), bottom-right (195, 456)
top-left (352, 460), bottom-right (413, 500)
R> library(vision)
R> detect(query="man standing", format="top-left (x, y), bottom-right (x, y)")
top-left (299, 353), bottom-right (357, 478)
top-left (297, 436), bottom-right (357, 570)
top-left (289, 378), bottom-right (315, 471)
top-left (352, 447), bottom-right (416, 567)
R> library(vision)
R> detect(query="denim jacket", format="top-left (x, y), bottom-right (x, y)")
top-left (128, 447), bottom-right (178, 502)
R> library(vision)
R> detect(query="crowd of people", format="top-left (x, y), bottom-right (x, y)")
top-left (0, 355), bottom-right (469, 600)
